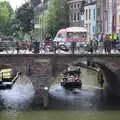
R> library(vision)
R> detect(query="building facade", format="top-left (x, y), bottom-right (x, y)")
top-left (107, 0), bottom-right (113, 33)
top-left (96, 0), bottom-right (117, 34)
top-left (96, 0), bottom-right (107, 33)
top-left (116, 0), bottom-right (120, 33)
top-left (67, 0), bottom-right (86, 27)
top-left (84, 0), bottom-right (96, 37)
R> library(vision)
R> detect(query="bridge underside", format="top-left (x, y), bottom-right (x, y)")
top-left (0, 54), bottom-right (120, 106)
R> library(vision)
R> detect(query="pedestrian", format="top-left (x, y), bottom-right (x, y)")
top-left (112, 33), bottom-right (117, 52)
top-left (104, 34), bottom-right (112, 54)
top-left (98, 32), bottom-right (104, 54)
top-left (89, 38), bottom-right (93, 54)
top-left (92, 35), bottom-right (98, 53)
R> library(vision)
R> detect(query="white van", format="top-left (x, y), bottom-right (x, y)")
top-left (53, 27), bottom-right (89, 48)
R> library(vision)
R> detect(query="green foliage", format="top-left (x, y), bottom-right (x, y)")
top-left (45, 0), bottom-right (69, 38)
top-left (15, 2), bottom-right (34, 34)
top-left (10, 2), bottom-right (34, 41)
top-left (0, 1), bottom-right (14, 36)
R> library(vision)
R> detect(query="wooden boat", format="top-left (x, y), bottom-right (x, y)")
top-left (0, 65), bottom-right (19, 89)
top-left (61, 67), bottom-right (82, 90)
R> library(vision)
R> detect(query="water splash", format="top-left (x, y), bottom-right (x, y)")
top-left (0, 75), bottom-right (35, 111)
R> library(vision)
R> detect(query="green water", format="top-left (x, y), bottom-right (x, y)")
top-left (1, 110), bottom-right (120, 120)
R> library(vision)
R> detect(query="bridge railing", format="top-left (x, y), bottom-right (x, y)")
top-left (0, 41), bottom-right (119, 54)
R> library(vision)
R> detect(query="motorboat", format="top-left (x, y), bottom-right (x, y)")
top-left (61, 67), bottom-right (82, 90)
top-left (0, 65), bottom-right (19, 89)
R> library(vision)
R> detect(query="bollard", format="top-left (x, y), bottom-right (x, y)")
top-left (71, 41), bottom-right (76, 54)
top-left (43, 86), bottom-right (49, 108)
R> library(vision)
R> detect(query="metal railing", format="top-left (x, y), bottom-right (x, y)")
top-left (0, 41), bottom-right (119, 55)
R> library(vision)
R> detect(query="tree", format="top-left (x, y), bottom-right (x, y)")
top-left (45, 0), bottom-right (69, 38)
top-left (15, 2), bottom-right (34, 41)
top-left (0, 1), bottom-right (14, 35)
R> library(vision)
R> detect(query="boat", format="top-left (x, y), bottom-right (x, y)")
top-left (61, 67), bottom-right (82, 90)
top-left (0, 64), bottom-right (19, 89)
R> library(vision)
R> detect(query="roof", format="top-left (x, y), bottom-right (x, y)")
top-left (66, 27), bottom-right (87, 32)
top-left (57, 29), bottom-right (66, 34)
top-left (57, 27), bottom-right (87, 34)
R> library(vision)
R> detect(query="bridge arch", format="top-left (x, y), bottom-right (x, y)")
top-left (0, 54), bottom-right (120, 106)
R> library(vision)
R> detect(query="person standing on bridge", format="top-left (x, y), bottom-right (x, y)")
top-left (92, 35), bottom-right (98, 53)
top-left (89, 38), bottom-right (93, 54)
top-left (98, 32), bottom-right (104, 54)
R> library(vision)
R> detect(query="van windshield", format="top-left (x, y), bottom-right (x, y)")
top-left (56, 33), bottom-right (66, 38)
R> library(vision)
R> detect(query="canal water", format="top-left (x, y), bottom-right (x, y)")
top-left (0, 68), bottom-right (120, 120)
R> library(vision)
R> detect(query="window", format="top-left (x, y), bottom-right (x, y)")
top-left (74, 13), bottom-right (76, 21)
top-left (97, 8), bottom-right (100, 17)
top-left (93, 26), bottom-right (95, 33)
top-left (86, 9), bottom-right (88, 20)
top-left (89, 23), bottom-right (91, 33)
top-left (74, 3), bottom-right (76, 8)
top-left (67, 32), bottom-right (87, 38)
top-left (70, 13), bottom-right (73, 22)
top-left (93, 9), bottom-right (96, 20)
top-left (77, 13), bottom-right (80, 21)
top-left (57, 33), bottom-right (64, 38)
top-left (89, 9), bottom-right (91, 20)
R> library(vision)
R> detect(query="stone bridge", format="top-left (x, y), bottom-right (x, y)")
top-left (1, 54), bottom-right (120, 107)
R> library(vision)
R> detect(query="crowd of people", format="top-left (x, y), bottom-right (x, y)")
top-left (88, 33), bottom-right (120, 54)
top-left (43, 32), bottom-right (120, 54)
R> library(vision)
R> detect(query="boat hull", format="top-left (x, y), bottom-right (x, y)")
top-left (0, 72), bottom-right (19, 90)
top-left (61, 81), bottom-right (82, 90)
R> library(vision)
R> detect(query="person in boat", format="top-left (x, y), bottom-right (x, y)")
top-left (63, 74), bottom-right (68, 82)
top-left (74, 74), bottom-right (80, 81)
top-left (66, 67), bottom-right (81, 76)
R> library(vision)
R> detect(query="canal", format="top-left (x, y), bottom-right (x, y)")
top-left (0, 68), bottom-right (120, 120)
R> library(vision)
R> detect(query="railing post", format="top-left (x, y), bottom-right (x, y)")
top-left (71, 41), bottom-right (75, 54)
top-left (33, 41), bottom-right (40, 54)
top-left (53, 41), bottom-right (56, 54)
top-left (16, 41), bottom-right (19, 54)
